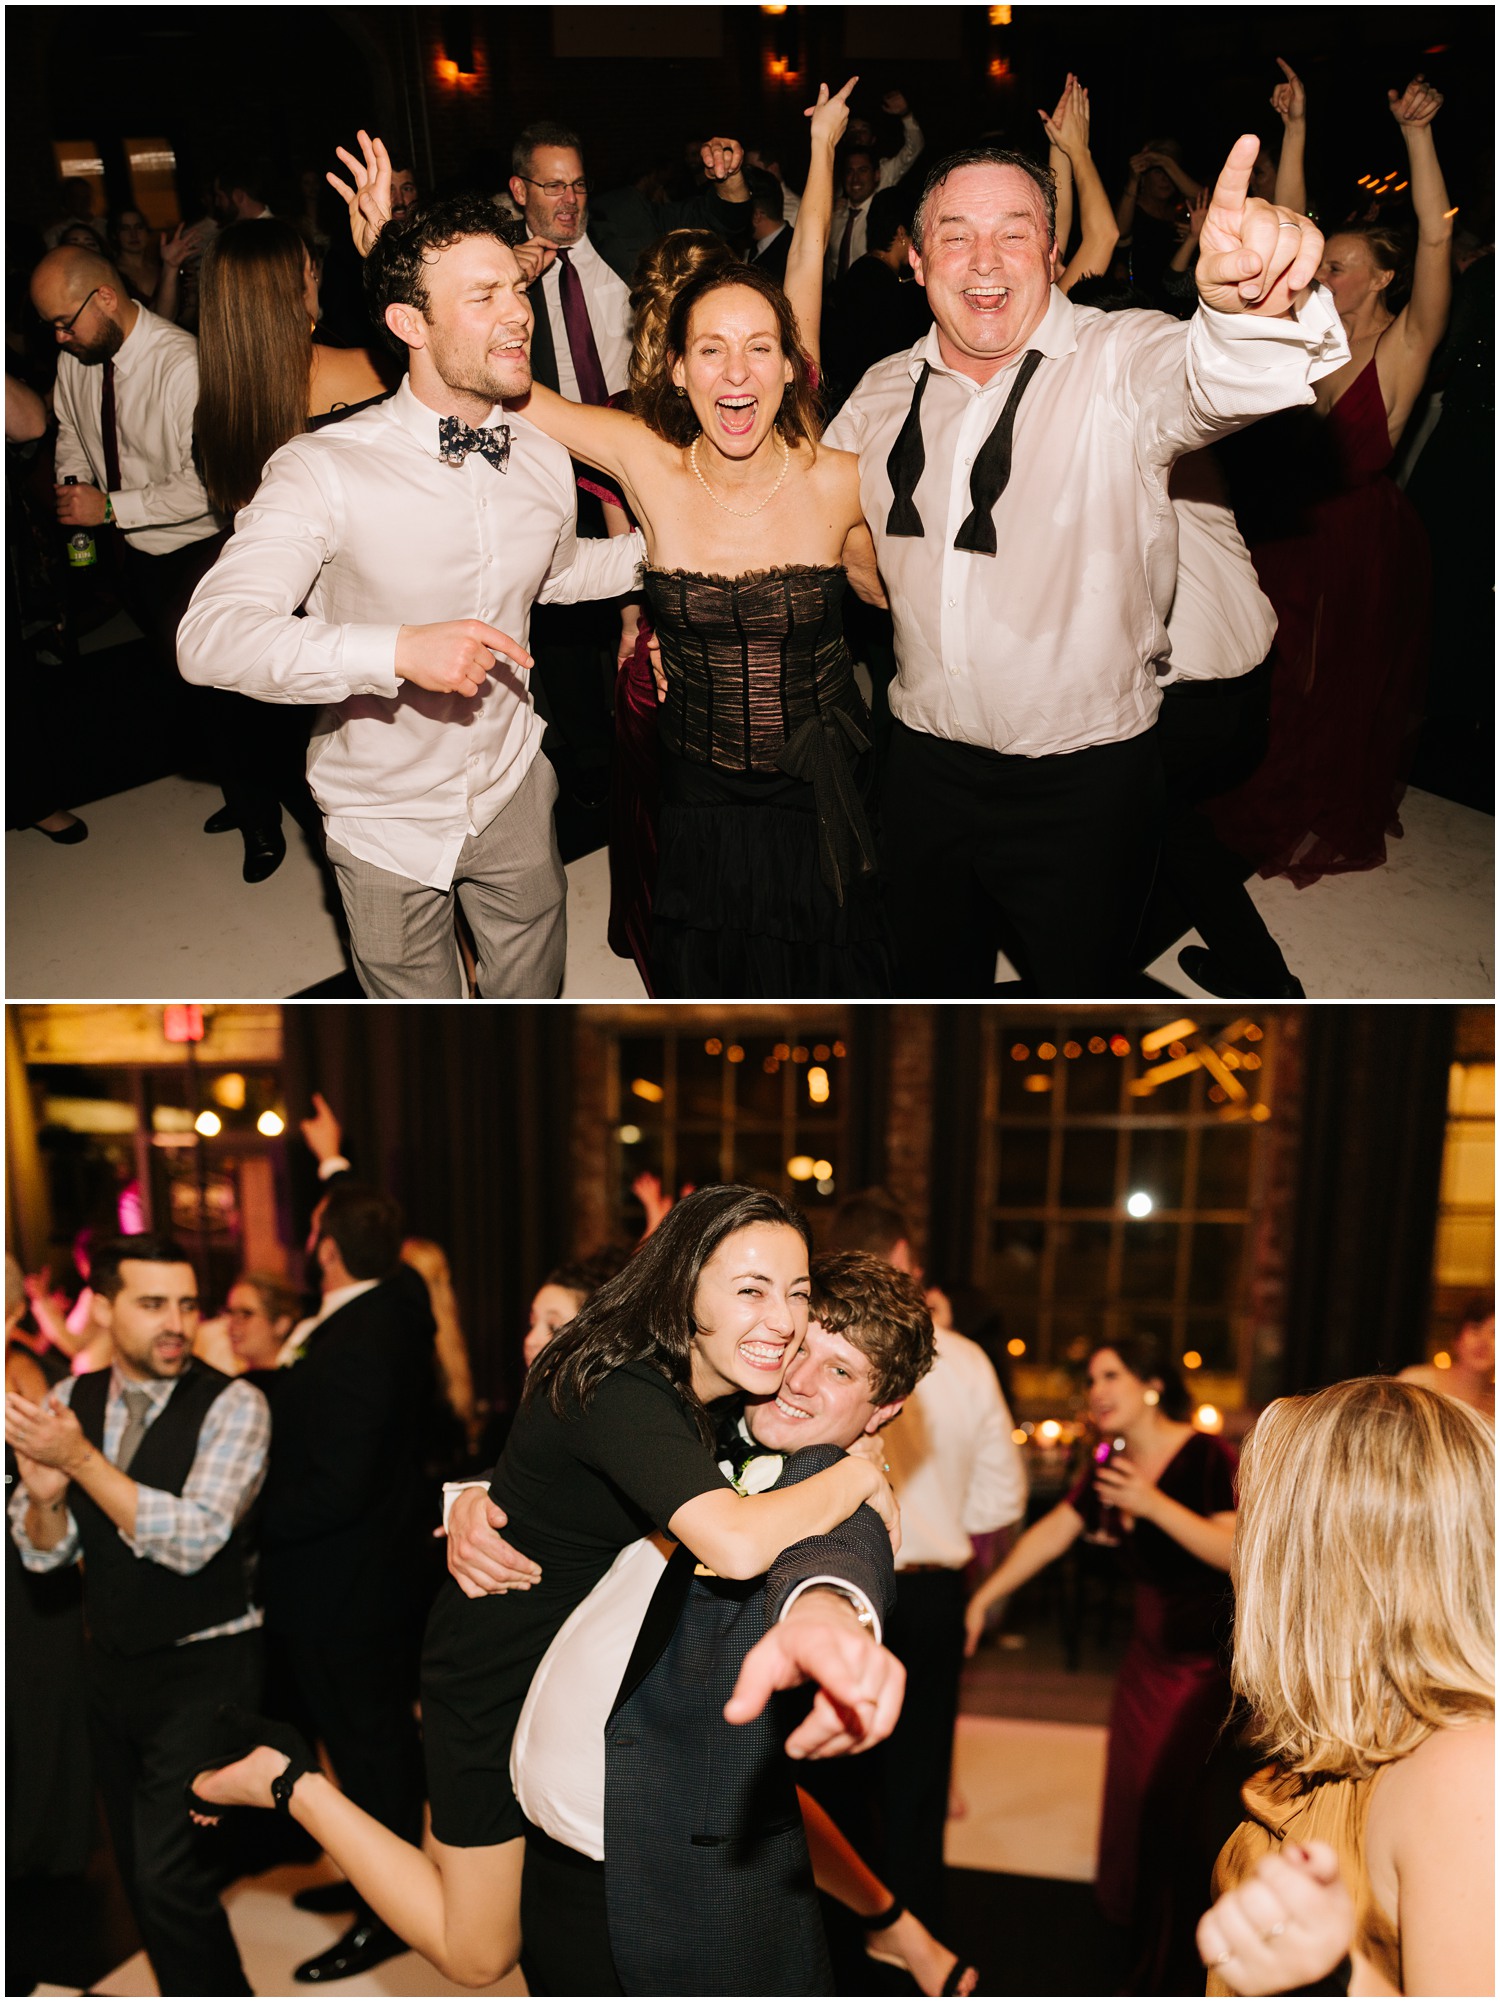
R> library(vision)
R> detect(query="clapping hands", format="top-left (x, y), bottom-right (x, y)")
top-left (1040, 73), bottom-right (1091, 161)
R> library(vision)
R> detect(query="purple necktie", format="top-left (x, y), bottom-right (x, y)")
top-left (836, 206), bottom-right (856, 280)
top-left (555, 249), bottom-right (609, 406)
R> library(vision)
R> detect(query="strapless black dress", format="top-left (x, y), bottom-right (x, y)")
top-left (644, 565), bottom-right (892, 997)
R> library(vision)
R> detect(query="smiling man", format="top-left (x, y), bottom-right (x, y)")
top-left (449, 1250), bottom-right (935, 1995)
top-left (824, 135), bottom-right (1349, 998)
top-left (176, 192), bottom-right (646, 997)
top-left (5, 1235), bottom-right (270, 1996)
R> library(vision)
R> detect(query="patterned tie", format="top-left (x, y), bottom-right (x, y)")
top-left (884, 351), bottom-right (1045, 554)
top-left (555, 249), bottom-right (609, 406)
top-left (100, 357), bottom-right (122, 494)
top-left (116, 1387), bottom-right (152, 1473)
top-left (437, 416), bottom-right (512, 472)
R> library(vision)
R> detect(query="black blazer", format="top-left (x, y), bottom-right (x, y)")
top-left (748, 225), bottom-right (792, 285)
top-left (601, 1442), bottom-right (893, 1995)
top-left (258, 1267), bottom-right (436, 1640)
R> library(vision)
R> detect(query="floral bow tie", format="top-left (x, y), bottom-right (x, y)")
top-left (438, 415), bottom-right (512, 473)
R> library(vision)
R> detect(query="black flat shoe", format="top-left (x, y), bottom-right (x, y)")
top-left (34, 817), bottom-right (88, 844)
top-left (241, 823), bottom-right (286, 884)
top-left (185, 1702), bottom-right (316, 1822)
top-left (203, 805), bottom-right (240, 834)
top-left (293, 1881), bottom-right (359, 1915)
top-left (1177, 944), bottom-right (1306, 1000)
top-left (294, 1918), bottom-right (407, 1984)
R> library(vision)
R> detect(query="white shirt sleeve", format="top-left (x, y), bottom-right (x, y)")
top-left (536, 524), bottom-right (645, 606)
top-left (959, 1359), bottom-right (1029, 1535)
top-left (878, 114), bottom-right (924, 189)
top-left (51, 367), bottom-right (93, 487)
top-left (109, 349), bottom-right (214, 532)
top-left (176, 445), bottom-right (402, 704)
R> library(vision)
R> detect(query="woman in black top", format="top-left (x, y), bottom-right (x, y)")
top-left (191, 1186), bottom-right (894, 1985)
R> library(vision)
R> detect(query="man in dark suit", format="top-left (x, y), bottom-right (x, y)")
top-left (745, 168), bottom-right (792, 282)
top-left (259, 1183), bottom-right (438, 1983)
top-left (452, 1252), bottom-right (935, 1995)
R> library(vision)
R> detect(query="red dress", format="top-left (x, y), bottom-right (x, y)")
top-left (1069, 1431), bottom-right (1238, 1991)
top-left (1205, 357), bottom-right (1431, 886)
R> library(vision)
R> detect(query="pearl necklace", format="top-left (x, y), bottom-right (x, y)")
top-left (688, 431), bottom-right (790, 518)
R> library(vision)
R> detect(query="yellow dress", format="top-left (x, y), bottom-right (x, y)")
top-left (1208, 1765), bottom-right (1403, 1995)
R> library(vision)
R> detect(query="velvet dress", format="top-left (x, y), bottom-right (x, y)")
top-left (1069, 1429), bottom-right (1238, 1990)
top-left (1205, 356), bottom-right (1431, 886)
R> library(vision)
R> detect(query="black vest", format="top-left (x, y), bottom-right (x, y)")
top-left (70, 1362), bottom-right (259, 1657)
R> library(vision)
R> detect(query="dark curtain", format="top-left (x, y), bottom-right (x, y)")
top-left (925, 1008), bottom-right (987, 1288)
top-left (281, 1005), bottom-right (574, 1413)
top-left (842, 1006), bottom-right (894, 1196)
top-left (1279, 1005), bottom-right (1453, 1394)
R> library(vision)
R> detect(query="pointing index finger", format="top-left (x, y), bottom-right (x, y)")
top-left (1207, 133), bottom-right (1261, 228)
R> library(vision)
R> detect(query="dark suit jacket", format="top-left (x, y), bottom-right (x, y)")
top-left (258, 1267), bottom-right (436, 1640)
top-left (748, 224), bottom-right (791, 286)
top-left (601, 1442), bottom-right (894, 1995)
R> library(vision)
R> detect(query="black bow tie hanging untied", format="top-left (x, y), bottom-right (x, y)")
top-left (885, 350), bottom-right (1044, 554)
top-left (438, 416), bottom-right (513, 472)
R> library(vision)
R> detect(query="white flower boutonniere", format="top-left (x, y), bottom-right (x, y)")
top-left (718, 1452), bottom-right (786, 1496)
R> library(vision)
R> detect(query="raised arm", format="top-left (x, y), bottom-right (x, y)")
top-left (784, 76), bottom-right (857, 369)
top-left (1270, 58), bottom-right (1308, 215)
top-left (963, 1497), bottom-right (1084, 1653)
top-left (512, 379), bottom-right (651, 489)
top-left (1043, 76), bottom-right (1120, 292)
top-left (1389, 76), bottom-right (1453, 360)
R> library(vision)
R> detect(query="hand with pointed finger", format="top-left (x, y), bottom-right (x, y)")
top-left (394, 619), bottom-right (533, 698)
top-left (445, 1484), bottom-right (543, 1597)
top-left (726, 1597), bottom-right (905, 1758)
top-left (1195, 134), bottom-right (1323, 316)
top-left (806, 76), bottom-right (858, 149)
top-left (1388, 75), bottom-right (1443, 128)
top-left (327, 129), bottom-right (394, 258)
top-left (700, 137), bottom-right (745, 183)
top-left (299, 1091), bottom-right (343, 1164)
top-left (1197, 1841), bottom-right (1354, 1994)
top-left (1270, 58), bottom-right (1306, 128)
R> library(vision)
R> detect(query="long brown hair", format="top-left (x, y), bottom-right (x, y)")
top-left (632, 263), bottom-right (822, 451)
top-left (195, 219), bottom-right (312, 515)
top-left (524, 1184), bottom-right (811, 1444)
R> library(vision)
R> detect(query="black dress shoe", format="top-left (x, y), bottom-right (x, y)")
top-left (241, 823), bottom-right (286, 884)
top-left (293, 1917), bottom-right (407, 1984)
top-left (1177, 944), bottom-right (1306, 1000)
top-left (203, 805), bottom-right (240, 834)
top-left (34, 817), bottom-right (88, 844)
top-left (293, 1881), bottom-right (359, 1915)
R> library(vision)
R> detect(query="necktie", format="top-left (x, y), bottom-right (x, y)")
top-left (884, 351), bottom-right (1044, 555)
top-left (100, 357), bottom-right (122, 495)
top-left (116, 1387), bottom-right (152, 1473)
top-left (836, 206), bottom-right (857, 280)
top-left (555, 249), bottom-right (609, 406)
top-left (437, 415), bottom-right (512, 472)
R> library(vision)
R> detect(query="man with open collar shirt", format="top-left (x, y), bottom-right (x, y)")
top-left (823, 135), bottom-right (1348, 998)
top-left (177, 193), bottom-right (645, 998)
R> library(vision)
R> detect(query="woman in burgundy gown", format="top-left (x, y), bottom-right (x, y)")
top-left (1205, 75), bottom-right (1452, 887)
top-left (964, 1337), bottom-right (1238, 1992)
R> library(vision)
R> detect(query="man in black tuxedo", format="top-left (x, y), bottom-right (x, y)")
top-left (450, 1251), bottom-right (934, 1995)
top-left (745, 168), bottom-right (792, 282)
top-left (259, 1183), bottom-right (437, 1983)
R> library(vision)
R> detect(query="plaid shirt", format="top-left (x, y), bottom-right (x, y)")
top-left (8, 1365), bottom-right (270, 1643)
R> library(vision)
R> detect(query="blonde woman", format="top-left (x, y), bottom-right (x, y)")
top-left (1199, 1377), bottom-right (1493, 1996)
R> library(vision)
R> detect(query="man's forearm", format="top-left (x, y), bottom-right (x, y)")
top-left (64, 1440), bottom-right (139, 1539)
top-left (25, 1492), bottom-right (73, 1550)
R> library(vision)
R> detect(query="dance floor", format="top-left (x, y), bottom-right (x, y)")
top-left (6, 767), bottom-right (1492, 1001)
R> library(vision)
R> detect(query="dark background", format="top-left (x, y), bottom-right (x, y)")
top-left (8, 6), bottom-right (1494, 236)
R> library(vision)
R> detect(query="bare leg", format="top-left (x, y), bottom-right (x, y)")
top-left (192, 1748), bottom-right (521, 1987)
top-left (799, 1788), bottom-right (978, 1998)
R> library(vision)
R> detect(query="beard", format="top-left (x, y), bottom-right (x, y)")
top-left (425, 322), bottom-right (533, 406)
top-left (66, 317), bottom-right (125, 367)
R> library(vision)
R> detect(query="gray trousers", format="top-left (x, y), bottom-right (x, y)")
top-left (327, 753), bottom-right (567, 998)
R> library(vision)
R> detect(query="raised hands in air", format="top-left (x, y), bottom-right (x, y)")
top-left (805, 75), bottom-right (858, 149)
top-left (1388, 73), bottom-right (1443, 128)
top-left (1270, 57), bottom-right (1306, 128)
top-left (1194, 133), bottom-right (1322, 316)
top-left (328, 128), bottom-right (394, 258)
top-left (1039, 72), bottom-right (1092, 160)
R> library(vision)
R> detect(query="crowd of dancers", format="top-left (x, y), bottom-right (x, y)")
top-left (8, 57), bottom-right (1483, 999)
top-left (5, 1098), bottom-right (1494, 1997)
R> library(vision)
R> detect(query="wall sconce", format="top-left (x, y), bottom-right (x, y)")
top-left (442, 9), bottom-right (475, 75)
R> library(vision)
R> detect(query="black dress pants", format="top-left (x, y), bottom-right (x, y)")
top-left (519, 1824), bottom-right (624, 1997)
top-left (1133, 667), bottom-right (1296, 986)
top-left (86, 1627), bottom-right (264, 1997)
top-left (271, 1628), bottom-right (426, 1920)
top-left (881, 720), bottom-right (1164, 996)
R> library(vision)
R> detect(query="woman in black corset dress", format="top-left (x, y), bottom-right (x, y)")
top-left (189, 1186), bottom-right (897, 1988)
top-left (512, 140), bottom-right (892, 993)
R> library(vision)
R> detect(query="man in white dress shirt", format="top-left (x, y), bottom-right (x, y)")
top-left (177, 194), bottom-right (644, 996)
top-left (823, 135), bottom-right (1348, 997)
top-left (825, 90), bottom-right (925, 283)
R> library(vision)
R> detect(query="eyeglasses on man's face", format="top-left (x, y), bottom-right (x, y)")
top-left (520, 177), bottom-right (588, 199)
top-left (45, 287), bottom-right (102, 336)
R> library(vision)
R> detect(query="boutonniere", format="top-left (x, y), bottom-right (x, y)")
top-left (717, 1450), bottom-right (785, 1496)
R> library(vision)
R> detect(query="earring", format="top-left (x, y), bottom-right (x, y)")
top-left (673, 385), bottom-right (687, 397)
top-left (1143, 1387), bottom-right (1160, 1407)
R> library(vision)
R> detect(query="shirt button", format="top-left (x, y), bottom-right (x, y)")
top-left (947, 597), bottom-right (956, 607)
